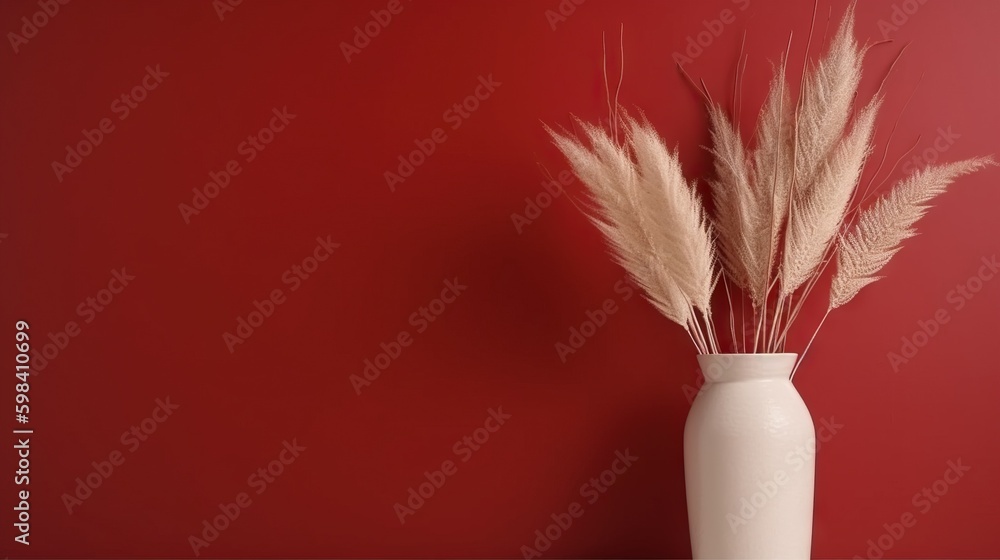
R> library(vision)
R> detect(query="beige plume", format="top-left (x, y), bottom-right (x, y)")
top-left (782, 98), bottom-right (880, 296)
top-left (545, 120), bottom-right (697, 328)
top-left (795, 4), bottom-right (866, 191)
top-left (830, 157), bottom-right (996, 309)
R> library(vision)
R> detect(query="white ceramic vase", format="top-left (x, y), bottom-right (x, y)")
top-left (684, 353), bottom-right (816, 559)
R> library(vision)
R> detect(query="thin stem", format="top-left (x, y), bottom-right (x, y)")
top-left (723, 274), bottom-right (737, 352)
top-left (753, 303), bottom-right (763, 353)
top-left (614, 24), bottom-right (624, 141)
top-left (677, 62), bottom-right (711, 105)
top-left (699, 316), bottom-right (714, 354)
top-left (856, 70), bottom-right (919, 211)
top-left (711, 311), bottom-right (721, 353)
top-left (768, 291), bottom-right (786, 352)
top-left (703, 309), bottom-right (720, 354)
top-left (775, 229), bottom-right (835, 348)
top-left (768, 272), bottom-right (789, 352)
top-left (762, 36), bottom-right (792, 350)
top-left (860, 134), bottom-right (921, 206)
top-left (791, 309), bottom-right (830, 379)
top-left (602, 32), bottom-right (613, 140)
top-left (775, 273), bottom-right (816, 348)
top-left (701, 78), bottom-right (715, 106)
top-left (733, 30), bottom-right (747, 129)
top-left (859, 86), bottom-right (923, 210)
top-left (740, 287), bottom-right (746, 352)
top-left (777, 235), bottom-right (834, 349)
top-left (738, 52), bottom-right (748, 125)
top-left (781, 292), bottom-right (794, 351)
top-left (821, 5), bottom-right (832, 47)
top-left (695, 305), bottom-right (719, 354)
top-left (687, 318), bottom-right (705, 354)
top-left (683, 326), bottom-right (701, 353)
top-left (687, 303), bottom-right (709, 354)
top-left (873, 43), bottom-right (909, 100)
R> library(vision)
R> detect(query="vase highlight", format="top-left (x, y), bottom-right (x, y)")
top-left (684, 353), bottom-right (815, 559)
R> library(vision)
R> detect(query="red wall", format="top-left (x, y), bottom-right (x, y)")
top-left (2, 0), bottom-right (999, 557)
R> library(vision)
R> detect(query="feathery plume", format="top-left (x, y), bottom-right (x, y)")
top-left (543, 2), bottom-right (993, 359)
top-left (545, 120), bottom-right (698, 328)
top-left (795, 4), bottom-right (866, 191)
top-left (706, 104), bottom-right (766, 305)
top-left (782, 97), bottom-right (880, 296)
top-left (752, 64), bottom-right (794, 275)
top-left (830, 156), bottom-right (996, 309)
top-left (627, 116), bottom-right (717, 313)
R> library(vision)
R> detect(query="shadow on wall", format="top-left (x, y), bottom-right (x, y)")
top-left (410, 173), bottom-right (696, 556)
top-left (592, 400), bottom-right (692, 558)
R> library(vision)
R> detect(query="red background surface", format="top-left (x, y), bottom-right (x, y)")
top-left (2, 0), bottom-right (999, 557)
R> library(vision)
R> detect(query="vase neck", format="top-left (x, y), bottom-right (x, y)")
top-left (696, 353), bottom-right (798, 383)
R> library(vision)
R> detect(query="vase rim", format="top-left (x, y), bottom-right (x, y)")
top-left (698, 352), bottom-right (798, 357)
top-left (695, 353), bottom-right (798, 382)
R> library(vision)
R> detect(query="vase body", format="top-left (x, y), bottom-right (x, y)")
top-left (684, 353), bottom-right (815, 559)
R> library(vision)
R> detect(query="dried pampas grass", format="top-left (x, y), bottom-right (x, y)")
top-left (546, 116), bottom-right (720, 353)
top-left (782, 97), bottom-right (880, 296)
top-left (794, 8), bottom-right (866, 190)
top-left (708, 102), bottom-right (770, 307)
top-left (545, 4), bottom-right (995, 369)
top-left (830, 156), bottom-right (996, 309)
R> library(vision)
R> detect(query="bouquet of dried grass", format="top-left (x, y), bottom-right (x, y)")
top-left (546, 5), bottom-right (993, 371)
